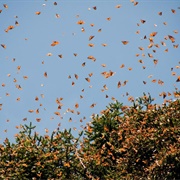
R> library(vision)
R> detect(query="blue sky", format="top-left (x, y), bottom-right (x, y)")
top-left (0, 0), bottom-right (180, 143)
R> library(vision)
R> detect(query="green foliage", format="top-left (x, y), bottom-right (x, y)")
top-left (81, 94), bottom-right (180, 179)
top-left (0, 94), bottom-right (180, 179)
top-left (0, 123), bottom-right (84, 179)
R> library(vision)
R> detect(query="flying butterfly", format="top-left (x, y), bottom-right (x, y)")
top-left (89, 35), bottom-right (95, 41)
top-left (106, 17), bottom-right (111, 21)
top-left (171, 9), bottom-right (176, 14)
top-left (3, 4), bottom-right (8, 8)
top-left (51, 41), bottom-right (59, 46)
top-left (58, 54), bottom-right (63, 58)
top-left (77, 20), bottom-right (85, 25)
top-left (88, 43), bottom-right (94, 47)
top-left (35, 11), bottom-right (41, 15)
top-left (140, 19), bottom-right (146, 24)
top-left (115, 4), bottom-right (121, 8)
top-left (168, 35), bottom-right (175, 43)
top-left (176, 76), bottom-right (180, 82)
top-left (122, 41), bottom-right (129, 45)
top-left (44, 72), bottom-right (48, 78)
top-left (134, 1), bottom-right (139, 6)
top-left (1, 44), bottom-right (6, 49)
top-left (117, 81), bottom-right (121, 88)
top-left (54, 112), bottom-right (60, 116)
top-left (150, 32), bottom-right (157, 37)
top-left (85, 78), bottom-right (90, 82)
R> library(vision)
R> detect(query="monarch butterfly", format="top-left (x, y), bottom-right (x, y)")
top-left (3, 4), bottom-right (8, 8)
top-left (75, 103), bottom-right (79, 109)
top-left (120, 64), bottom-right (125, 68)
top-left (138, 59), bottom-right (143, 63)
top-left (171, 9), bottom-right (176, 14)
top-left (90, 103), bottom-right (96, 108)
top-left (15, 21), bottom-right (19, 26)
top-left (58, 54), bottom-right (63, 58)
top-left (54, 112), bottom-right (60, 116)
top-left (88, 43), bottom-right (94, 47)
top-left (176, 76), bottom-right (180, 82)
top-left (47, 53), bottom-right (52, 56)
top-left (148, 53), bottom-right (153, 58)
top-left (36, 118), bottom-right (41, 122)
top-left (89, 35), bottom-right (94, 41)
top-left (101, 43), bottom-right (107, 47)
top-left (44, 72), bottom-right (48, 77)
top-left (35, 108), bottom-right (39, 114)
top-left (148, 44), bottom-right (153, 48)
top-left (173, 44), bottom-right (179, 48)
top-left (6, 25), bottom-right (14, 32)
top-left (150, 32), bottom-right (157, 37)
top-left (88, 73), bottom-right (93, 77)
top-left (1, 44), bottom-right (6, 49)
top-left (55, 13), bottom-right (60, 18)
top-left (168, 35), bottom-right (175, 43)
top-left (51, 41), bottom-right (59, 46)
top-left (82, 62), bottom-right (86, 67)
top-left (85, 78), bottom-right (90, 82)
top-left (98, 28), bottom-right (102, 32)
top-left (115, 4), bottom-right (121, 8)
top-left (122, 41), bottom-right (129, 45)
top-left (87, 55), bottom-right (96, 61)
top-left (117, 81), bottom-right (121, 88)
top-left (158, 79), bottom-right (164, 85)
top-left (23, 76), bottom-right (28, 80)
top-left (153, 59), bottom-right (158, 65)
top-left (77, 20), bottom-right (85, 25)
top-left (35, 11), bottom-right (41, 15)
top-left (134, 1), bottom-right (139, 6)
top-left (72, 81), bottom-right (75, 86)
top-left (164, 48), bottom-right (168, 52)
top-left (106, 17), bottom-right (111, 21)
top-left (28, 109), bottom-right (34, 113)
top-left (140, 19), bottom-right (146, 24)
top-left (101, 64), bottom-right (106, 67)
top-left (103, 84), bottom-right (108, 90)
top-left (81, 27), bottom-right (85, 32)
top-left (138, 46), bottom-right (144, 50)
top-left (74, 74), bottom-right (78, 79)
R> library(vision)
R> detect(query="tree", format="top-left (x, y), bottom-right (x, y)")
top-left (0, 94), bottom-right (180, 179)
top-left (0, 122), bottom-right (84, 179)
top-left (80, 94), bottom-right (180, 179)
